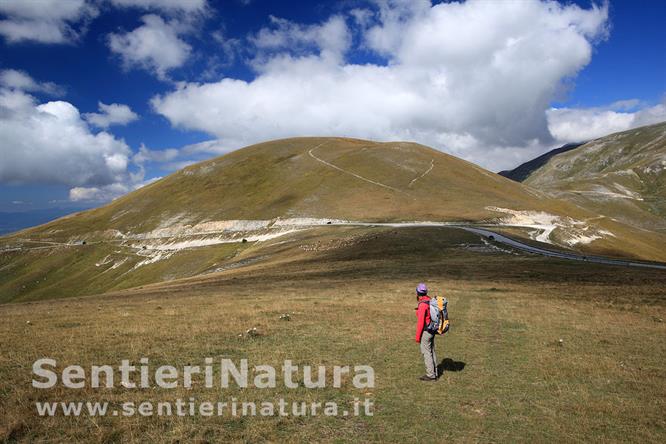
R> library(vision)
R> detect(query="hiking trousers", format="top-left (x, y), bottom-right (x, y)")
top-left (420, 330), bottom-right (437, 378)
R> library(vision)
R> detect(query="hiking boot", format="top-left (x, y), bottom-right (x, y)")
top-left (419, 375), bottom-right (437, 381)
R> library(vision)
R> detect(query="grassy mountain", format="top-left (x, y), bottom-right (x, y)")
top-left (10, 137), bottom-right (571, 235)
top-left (523, 121), bottom-right (666, 232)
top-left (499, 143), bottom-right (584, 182)
top-left (1, 136), bottom-right (665, 302)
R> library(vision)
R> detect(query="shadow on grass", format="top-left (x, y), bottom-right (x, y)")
top-left (438, 358), bottom-right (465, 373)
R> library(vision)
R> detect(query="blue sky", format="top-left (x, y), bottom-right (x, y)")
top-left (556, 0), bottom-right (666, 106)
top-left (0, 0), bottom-right (665, 212)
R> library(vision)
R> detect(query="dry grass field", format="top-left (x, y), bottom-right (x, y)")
top-left (1, 227), bottom-right (665, 442)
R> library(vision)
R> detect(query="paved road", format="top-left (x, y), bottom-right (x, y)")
top-left (333, 221), bottom-right (666, 270)
top-left (458, 226), bottom-right (666, 270)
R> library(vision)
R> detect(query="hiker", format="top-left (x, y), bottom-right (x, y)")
top-left (415, 283), bottom-right (438, 381)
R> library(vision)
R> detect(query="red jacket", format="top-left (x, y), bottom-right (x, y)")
top-left (415, 296), bottom-right (431, 342)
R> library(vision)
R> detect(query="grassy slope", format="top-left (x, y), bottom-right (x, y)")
top-left (9, 137), bottom-right (558, 237)
top-left (2, 137), bottom-right (666, 303)
top-left (525, 121), bottom-right (666, 231)
top-left (0, 241), bottom-right (250, 304)
top-left (1, 227), bottom-right (664, 442)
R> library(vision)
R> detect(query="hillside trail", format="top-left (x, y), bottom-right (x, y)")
top-left (408, 159), bottom-right (434, 188)
top-left (308, 142), bottom-right (435, 192)
top-left (308, 142), bottom-right (405, 193)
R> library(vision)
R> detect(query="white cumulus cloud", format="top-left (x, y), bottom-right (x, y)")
top-left (108, 14), bottom-right (192, 79)
top-left (0, 69), bottom-right (64, 95)
top-left (109, 0), bottom-right (207, 13)
top-left (151, 0), bottom-right (610, 171)
top-left (132, 139), bottom-right (235, 173)
top-left (69, 183), bottom-right (131, 202)
top-left (84, 102), bottom-right (139, 128)
top-left (0, 89), bottom-right (131, 187)
top-left (548, 101), bottom-right (666, 143)
top-left (0, 70), bottom-right (146, 203)
top-left (251, 15), bottom-right (352, 64)
top-left (69, 178), bottom-right (158, 202)
top-left (0, 0), bottom-right (97, 44)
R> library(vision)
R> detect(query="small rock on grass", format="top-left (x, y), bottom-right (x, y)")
top-left (244, 327), bottom-right (260, 337)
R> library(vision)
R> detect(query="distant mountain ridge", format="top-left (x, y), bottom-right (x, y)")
top-left (499, 143), bottom-right (584, 182)
top-left (522, 121), bottom-right (666, 231)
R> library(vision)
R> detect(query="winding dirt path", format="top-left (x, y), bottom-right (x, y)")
top-left (408, 159), bottom-right (434, 188)
top-left (308, 142), bottom-right (403, 193)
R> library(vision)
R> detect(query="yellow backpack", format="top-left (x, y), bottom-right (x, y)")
top-left (436, 296), bottom-right (450, 335)
top-left (423, 296), bottom-right (450, 335)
